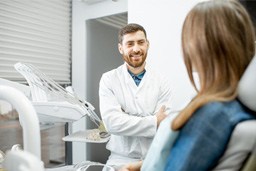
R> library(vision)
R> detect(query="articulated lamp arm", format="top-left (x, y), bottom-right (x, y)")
top-left (0, 86), bottom-right (41, 159)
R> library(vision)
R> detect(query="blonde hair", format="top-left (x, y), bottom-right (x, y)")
top-left (172, 0), bottom-right (255, 130)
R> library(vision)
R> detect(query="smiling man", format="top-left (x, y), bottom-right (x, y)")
top-left (99, 23), bottom-right (173, 169)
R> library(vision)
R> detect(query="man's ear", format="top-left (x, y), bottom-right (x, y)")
top-left (118, 43), bottom-right (123, 54)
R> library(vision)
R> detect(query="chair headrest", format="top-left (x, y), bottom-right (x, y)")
top-left (238, 55), bottom-right (256, 111)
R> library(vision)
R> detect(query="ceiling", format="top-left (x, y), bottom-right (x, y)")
top-left (80, 0), bottom-right (108, 5)
top-left (96, 12), bottom-right (128, 29)
top-left (80, 0), bottom-right (127, 29)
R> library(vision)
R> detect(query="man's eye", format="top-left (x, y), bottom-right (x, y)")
top-left (138, 41), bottom-right (145, 45)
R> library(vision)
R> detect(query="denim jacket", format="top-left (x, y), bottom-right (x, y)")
top-left (165, 100), bottom-right (255, 171)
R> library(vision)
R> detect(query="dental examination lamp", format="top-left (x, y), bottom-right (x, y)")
top-left (14, 62), bottom-right (102, 126)
top-left (13, 62), bottom-right (109, 142)
top-left (0, 62), bottom-right (109, 145)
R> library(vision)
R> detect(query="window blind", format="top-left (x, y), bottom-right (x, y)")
top-left (0, 0), bottom-right (71, 85)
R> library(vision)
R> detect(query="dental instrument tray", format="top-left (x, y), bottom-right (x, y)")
top-left (45, 161), bottom-right (114, 171)
top-left (62, 129), bottom-right (110, 143)
top-left (13, 62), bottom-right (110, 143)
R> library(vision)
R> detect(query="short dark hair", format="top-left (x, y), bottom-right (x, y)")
top-left (118, 23), bottom-right (147, 44)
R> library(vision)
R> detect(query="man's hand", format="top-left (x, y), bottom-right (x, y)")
top-left (156, 105), bottom-right (167, 127)
top-left (118, 161), bottom-right (142, 171)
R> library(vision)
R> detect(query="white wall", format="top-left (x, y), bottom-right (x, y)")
top-left (72, 0), bottom-right (127, 163)
top-left (72, 0), bottom-right (206, 163)
top-left (128, 0), bottom-right (203, 110)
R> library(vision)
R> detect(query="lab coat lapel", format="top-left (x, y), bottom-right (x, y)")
top-left (136, 63), bottom-right (150, 92)
top-left (122, 63), bottom-right (138, 93)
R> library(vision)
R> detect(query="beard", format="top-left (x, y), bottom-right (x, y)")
top-left (123, 52), bottom-right (147, 68)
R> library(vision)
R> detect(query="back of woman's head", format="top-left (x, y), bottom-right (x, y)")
top-left (173, 0), bottom-right (255, 130)
top-left (182, 0), bottom-right (255, 94)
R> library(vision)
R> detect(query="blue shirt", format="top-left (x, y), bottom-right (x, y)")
top-left (128, 69), bottom-right (146, 86)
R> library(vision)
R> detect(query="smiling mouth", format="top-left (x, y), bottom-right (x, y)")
top-left (132, 56), bottom-right (141, 60)
top-left (130, 54), bottom-right (142, 60)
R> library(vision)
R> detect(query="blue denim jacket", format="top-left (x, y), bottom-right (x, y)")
top-left (165, 100), bottom-right (255, 171)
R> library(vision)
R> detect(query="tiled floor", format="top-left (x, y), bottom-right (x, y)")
top-left (0, 119), bottom-right (65, 168)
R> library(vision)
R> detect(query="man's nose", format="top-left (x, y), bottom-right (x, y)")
top-left (132, 44), bottom-right (141, 53)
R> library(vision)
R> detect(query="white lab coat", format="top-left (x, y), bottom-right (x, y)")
top-left (99, 63), bottom-right (173, 167)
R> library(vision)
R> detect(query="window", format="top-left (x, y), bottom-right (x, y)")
top-left (0, 0), bottom-right (72, 85)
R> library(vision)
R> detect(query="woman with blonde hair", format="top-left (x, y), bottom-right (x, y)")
top-left (120, 0), bottom-right (256, 170)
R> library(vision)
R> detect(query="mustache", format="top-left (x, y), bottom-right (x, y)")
top-left (129, 52), bottom-right (143, 57)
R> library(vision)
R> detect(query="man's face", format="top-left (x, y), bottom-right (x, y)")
top-left (118, 31), bottom-right (149, 68)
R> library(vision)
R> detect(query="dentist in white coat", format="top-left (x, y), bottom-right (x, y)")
top-left (99, 23), bottom-right (173, 169)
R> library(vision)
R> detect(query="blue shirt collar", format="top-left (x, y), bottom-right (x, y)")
top-left (128, 69), bottom-right (146, 86)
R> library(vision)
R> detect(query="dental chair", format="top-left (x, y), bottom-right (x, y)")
top-left (213, 121), bottom-right (256, 171)
top-left (212, 56), bottom-right (256, 171)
